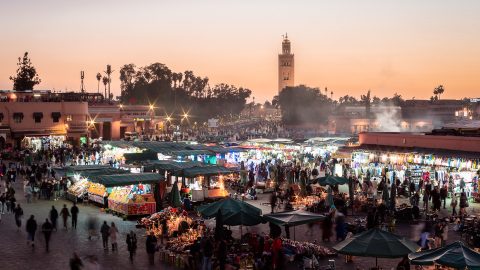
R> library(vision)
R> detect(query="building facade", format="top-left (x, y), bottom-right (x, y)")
top-left (0, 90), bottom-right (160, 149)
top-left (278, 34), bottom-right (295, 93)
top-left (0, 90), bottom-right (88, 149)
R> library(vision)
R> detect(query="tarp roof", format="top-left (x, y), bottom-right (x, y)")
top-left (175, 165), bottom-right (237, 177)
top-left (132, 141), bottom-right (188, 153)
top-left (79, 168), bottom-right (129, 178)
top-left (101, 141), bottom-right (135, 149)
top-left (53, 165), bottom-right (112, 177)
top-left (124, 150), bottom-right (158, 163)
top-left (88, 173), bottom-right (164, 187)
top-left (170, 149), bottom-right (213, 156)
top-left (143, 160), bottom-right (204, 172)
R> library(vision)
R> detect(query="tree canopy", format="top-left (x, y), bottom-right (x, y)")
top-left (9, 52), bottom-right (41, 91)
top-left (119, 63), bottom-right (251, 122)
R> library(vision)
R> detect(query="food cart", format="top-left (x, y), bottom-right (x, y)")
top-left (87, 173), bottom-right (164, 216)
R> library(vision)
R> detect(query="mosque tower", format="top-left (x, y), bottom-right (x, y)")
top-left (278, 33), bottom-right (295, 93)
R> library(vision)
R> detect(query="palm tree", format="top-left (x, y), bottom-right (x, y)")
top-left (102, 76), bottom-right (109, 99)
top-left (177, 72), bottom-right (183, 87)
top-left (436, 85), bottom-right (444, 100)
top-left (96, 73), bottom-right (102, 93)
top-left (172, 73), bottom-right (178, 88)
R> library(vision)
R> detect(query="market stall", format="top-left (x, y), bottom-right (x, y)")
top-left (175, 165), bottom-right (237, 202)
top-left (59, 165), bottom-right (126, 202)
top-left (351, 147), bottom-right (480, 198)
top-left (87, 173), bottom-right (164, 216)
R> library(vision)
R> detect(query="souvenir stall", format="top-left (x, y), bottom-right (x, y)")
top-left (351, 148), bottom-right (480, 197)
top-left (87, 173), bottom-right (163, 215)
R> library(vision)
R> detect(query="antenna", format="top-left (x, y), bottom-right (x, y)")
top-left (80, 71), bottom-right (85, 93)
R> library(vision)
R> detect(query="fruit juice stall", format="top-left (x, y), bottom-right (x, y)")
top-left (52, 165), bottom-right (124, 203)
top-left (87, 173), bottom-right (165, 216)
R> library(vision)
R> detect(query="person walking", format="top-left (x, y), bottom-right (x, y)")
top-left (146, 231), bottom-right (158, 265)
top-left (202, 236), bottom-right (214, 270)
top-left (109, 222), bottom-right (119, 251)
top-left (160, 218), bottom-right (168, 244)
top-left (217, 238), bottom-right (227, 270)
top-left (49, 205), bottom-right (58, 231)
top-left (0, 193), bottom-right (6, 214)
top-left (270, 192), bottom-right (277, 214)
top-left (100, 221), bottom-right (110, 251)
top-left (451, 193), bottom-right (458, 216)
top-left (126, 231), bottom-right (137, 262)
top-left (70, 202), bottom-right (79, 229)
top-left (14, 204), bottom-right (23, 231)
top-left (440, 185), bottom-right (448, 209)
top-left (26, 215), bottom-right (37, 248)
top-left (70, 252), bottom-right (83, 270)
top-left (459, 191), bottom-right (468, 216)
top-left (41, 218), bottom-right (53, 252)
top-left (60, 204), bottom-right (70, 230)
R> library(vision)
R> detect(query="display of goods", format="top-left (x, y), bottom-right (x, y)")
top-left (108, 199), bottom-right (156, 216)
top-left (68, 179), bottom-right (89, 197)
top-left (88, 183), bottom-right (107, 197)
top-left (282, 238), bottom-right (336, 257)
top-left (109, 185), bottom-right (152, 203)
top-left (140, 208), bottom-right (193, 237)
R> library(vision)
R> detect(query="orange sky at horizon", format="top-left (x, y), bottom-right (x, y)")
top-left (1, 0), bottom-right (480, 102)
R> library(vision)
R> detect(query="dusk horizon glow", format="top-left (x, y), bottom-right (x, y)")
top-left (1, 0), bottom-right (480, 102)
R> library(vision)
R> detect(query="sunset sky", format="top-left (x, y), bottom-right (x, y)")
top-left (1, 0), bottom-right (479, 102)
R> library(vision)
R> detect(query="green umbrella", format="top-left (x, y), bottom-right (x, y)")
top-left (170, 181), bottom-right (182, 208)
top-left (263, 209), bottom-right (325, 227)
top-left (197, 197), bottom-right (263, 226)
top-left (409, 241), bottom-right (480, 269)
top-left (317, 175), bottom-right (348, 186)
top-left (334, 228), bottom-right (419, 266)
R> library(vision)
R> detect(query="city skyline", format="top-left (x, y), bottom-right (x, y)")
top-left (1, 0), bottom-right (480, 102)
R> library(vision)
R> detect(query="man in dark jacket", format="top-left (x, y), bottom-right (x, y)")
top-left (26, 215), bottom-right (37, 247)
top-left (50, 205), bottom-right (58, 231)
top-left (100, 221), bottom-right (110, 250)
top-left (70, 203), bottom-right (79, 229)
top-left (146, 231), bottom-right (158, 265)
top-left (14, 204), bottom-right (23, 231)
top-left (440, 185), bottom-right (448, 209)
top-left (42, 218), bottom-right (53, 251)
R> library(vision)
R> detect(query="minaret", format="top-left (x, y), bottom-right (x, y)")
top-left (278, 33), bottom-right (295, 93)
